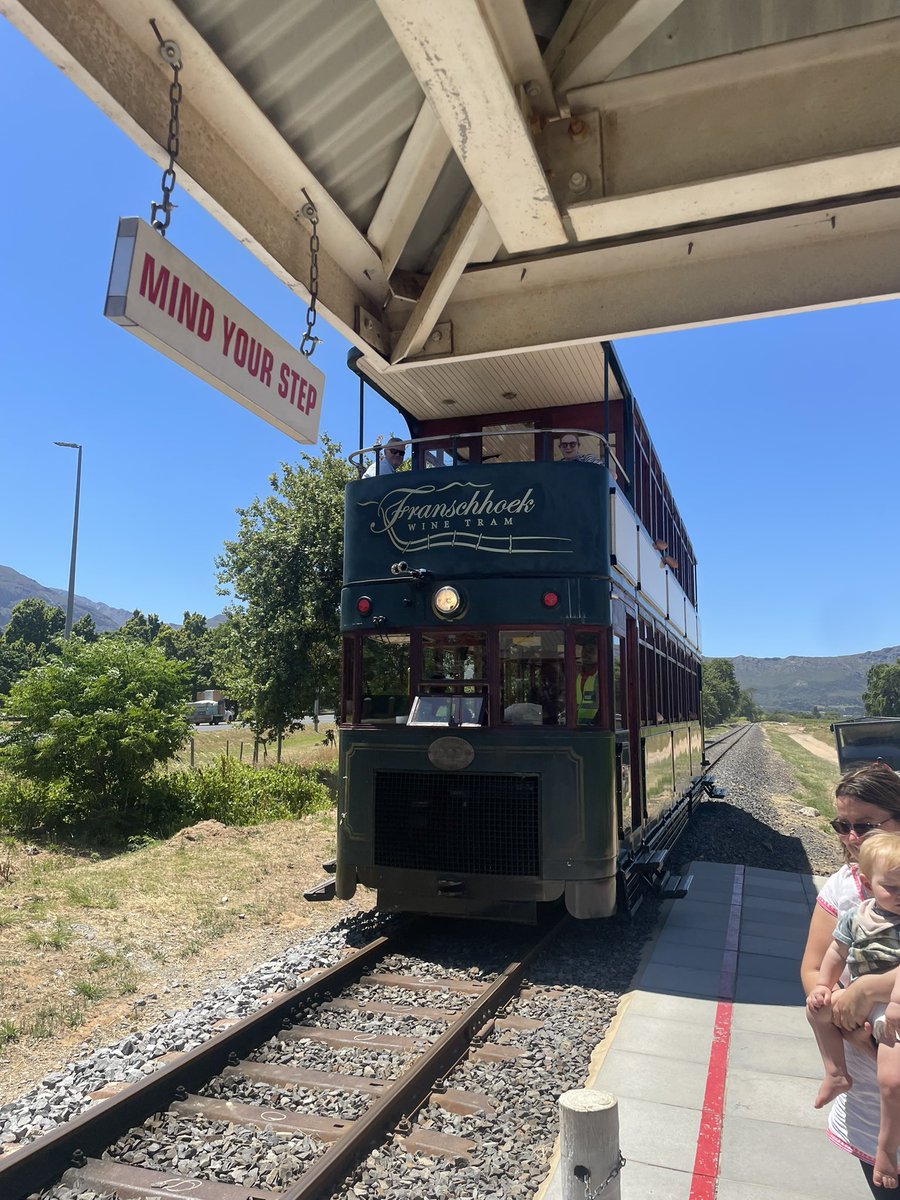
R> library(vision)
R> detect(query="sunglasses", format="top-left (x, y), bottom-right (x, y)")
top-left (560, 442), bottom-right (577, 449)
top-left (386, 448), bottom-right (405, 456)
top-left (830, 817), bottom-right (897, 836)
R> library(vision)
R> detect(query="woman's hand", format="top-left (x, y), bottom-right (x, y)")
top-left (831, 972), bottom-right (897, 1029)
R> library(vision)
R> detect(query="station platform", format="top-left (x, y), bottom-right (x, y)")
top-left (539, 860), bottom-right (866, 1200)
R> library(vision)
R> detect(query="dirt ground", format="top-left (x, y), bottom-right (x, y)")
top-left (0, 814), bottom-right (374, 1106)
top-left (782, 726), bottom-right (839, 765)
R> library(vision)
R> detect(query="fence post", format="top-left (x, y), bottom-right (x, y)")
top-left (559, 1090), bottom-right (621, 1200)
top-left (190, 737), bottom-right (195, 768)
top-left (226, 739), bottom-right (230, 759)
top-left (277, 731), bottom-right (283, 763)
top-left (239, 741), bottom-right (244, 762)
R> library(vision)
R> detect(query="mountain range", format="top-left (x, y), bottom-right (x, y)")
top-left (0, 565), bottom-right (225, 632)
top-left (731, 648), bottom-right (899, 717)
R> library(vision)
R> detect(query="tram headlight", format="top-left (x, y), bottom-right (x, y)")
top-left (432, 585), bottom-right (463, 618)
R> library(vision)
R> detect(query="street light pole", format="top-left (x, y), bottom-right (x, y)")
top-left (54, 441), bottom-right (82, 638)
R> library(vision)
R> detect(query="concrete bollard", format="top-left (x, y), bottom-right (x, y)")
top-left (559, 1089), bottom-right (622, 1200)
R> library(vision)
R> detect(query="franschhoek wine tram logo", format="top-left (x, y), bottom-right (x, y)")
top-left (361, 480), bottom-right (574, 555)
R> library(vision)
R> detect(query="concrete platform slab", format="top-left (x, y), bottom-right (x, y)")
top-left (719, 1115), bottom-right (864, 1196)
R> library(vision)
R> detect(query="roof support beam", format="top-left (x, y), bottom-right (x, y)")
top-left (3, 0), bottom-right (390, 358)
top-left (367, 101), bottom-right (452, 277)
top-left (551, 0), bottom-right (686, 91)
top-left (390, 192), bottom-right (493, 364)
top-left (409, 198), bottom-right (900, 359)
top-left (374, 0), bottom-right (567, 254)
top-left (560, 17), bottom-right (900, 239)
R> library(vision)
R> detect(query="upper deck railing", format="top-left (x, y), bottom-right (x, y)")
top-left (348, 427), bottom-right (630, 486)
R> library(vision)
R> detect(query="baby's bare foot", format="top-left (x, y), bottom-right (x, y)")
top-left (813, 1073), bottom-right (852, 1109)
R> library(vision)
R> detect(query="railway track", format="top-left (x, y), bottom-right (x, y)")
top-left (1, 914), bottom-right (567, 1200)
top-left (704, 722), bottom-right (754, 769)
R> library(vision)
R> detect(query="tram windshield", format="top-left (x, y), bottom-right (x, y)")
top-left (360, 633), bottom-right (411, 724)
top-left (500, 631), bottom-right (565, 726)
top-left (408, 694), bottom-right (486, 727)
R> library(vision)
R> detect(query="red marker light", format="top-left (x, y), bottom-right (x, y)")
top-left (542, 591), bottom-right (560, 608)
top-left (356, 597), bottom-right (372, 616)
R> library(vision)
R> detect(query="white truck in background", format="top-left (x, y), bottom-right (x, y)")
top-left (187, 700), bottom-right (225, 725)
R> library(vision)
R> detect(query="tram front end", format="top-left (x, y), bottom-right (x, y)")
top-left (335, 459), bottom-right (620, 922)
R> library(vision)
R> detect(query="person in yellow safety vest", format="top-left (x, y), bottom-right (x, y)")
top-left (576, 645), bottom-right (600, 725)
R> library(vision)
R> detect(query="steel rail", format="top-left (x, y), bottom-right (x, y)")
top-left (278, 910), bottom-right (569, 1200)
top-left (0, 927), bottom-right (406, 1200)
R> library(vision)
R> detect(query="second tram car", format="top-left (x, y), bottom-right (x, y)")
top-left (335, 344), bottom-right (709, 921)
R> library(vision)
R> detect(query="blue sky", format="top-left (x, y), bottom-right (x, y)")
top-left (2, 16), bottom-right (898, 660)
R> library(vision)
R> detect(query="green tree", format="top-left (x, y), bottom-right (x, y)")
top-left (702, 658), bottom-right (743, 726)
top-left (0, 638), bottom-right (189, 818)
top-left (215, 437), bottom-right (353, 735)
top-left (4, 597), bottom-right (65, 649)
top-left (864, 661), bottom-right (900, 717)
top-left (117, 609), bottom-right (164, 644)
top-left (155, 611), bottom-right (218, 698)
top-left (0, 598), bottom-right (67, 696)
top-left (71, 613), bottom-right (98, 642)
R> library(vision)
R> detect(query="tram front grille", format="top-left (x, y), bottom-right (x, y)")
top-left (373, 771), bottom-right (540, 876)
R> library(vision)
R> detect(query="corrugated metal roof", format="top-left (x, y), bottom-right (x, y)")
top-left (173, 0), bottom-right (426, 232)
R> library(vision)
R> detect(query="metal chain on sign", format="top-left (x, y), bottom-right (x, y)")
top-left (149, 19), bottom-right (183, 236)
top-left (575, 1152), bottom-right (626, 1199)
top-left (298, 188), bottom-right (320, 357)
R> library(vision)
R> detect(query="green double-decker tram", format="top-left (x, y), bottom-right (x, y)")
top-left (336, 345), bottom-right (706, 922)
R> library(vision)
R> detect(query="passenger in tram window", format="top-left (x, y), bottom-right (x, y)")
top-left (576, 644), bottom-right (600, 725)
top-left (800, 766), bottom-right (900, 1195)
top-left (529, 664), bottom-right (562, 725)
top-left (807, 831), bottom-right (900, 1187)
top-left (558, 434), bottom-right (603, 465)
top-left (363, 437), bottom-right (406, 476)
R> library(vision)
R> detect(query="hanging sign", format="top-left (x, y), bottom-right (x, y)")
top-left (104, 217), bottom-right (324, 443)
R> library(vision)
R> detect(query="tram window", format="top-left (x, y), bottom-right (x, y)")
top-left (501, 631), bottom-right (564, 725)
top-left (421, 632), bottom-right (486, 682)
top-left (408, 693), bottom-right (486, 727)
top-left (360, 634), bottom-right (411, 724)
top-left (574, 633), bottom-right (602, 726)
top-left (482, 422), bottom-right (534, 463)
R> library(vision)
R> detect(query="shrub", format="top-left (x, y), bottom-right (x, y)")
top-left (0, 639), bottom-right (189, 817)
top-left (141, 758), bottom-right (333, 835)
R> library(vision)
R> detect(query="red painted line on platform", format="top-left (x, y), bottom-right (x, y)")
top-left (688, 865), bottom-right (745, 1200)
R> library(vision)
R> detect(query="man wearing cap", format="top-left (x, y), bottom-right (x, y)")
top-left (364, 436), bottom-right (406, 476)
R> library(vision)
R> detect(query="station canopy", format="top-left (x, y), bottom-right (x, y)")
top-left (8, 0), bottom-right (900, 416)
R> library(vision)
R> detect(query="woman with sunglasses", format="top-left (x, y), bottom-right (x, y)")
top-left (801, 764), bottom-right (900, 1197)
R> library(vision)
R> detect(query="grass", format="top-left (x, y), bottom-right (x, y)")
top-left (25, 918), bottom-right (74, 950)
top-left (761, 722), bottom-right (838, 818)
top-left (0, 806), bottom-right (350, 1097)
top-left (170, 724), bottom-right (338, 770)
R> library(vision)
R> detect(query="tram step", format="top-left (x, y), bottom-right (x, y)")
top-left (322, 858), bottom-right (337, 873)
top-left (655, 872), bottom-right (693, 899)
top-left (303, 878), bottom-right (336, 902)
top-left (632, 848), bottom-right (669, 875)
top-left (707, 786), bottom-right (727, 799)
